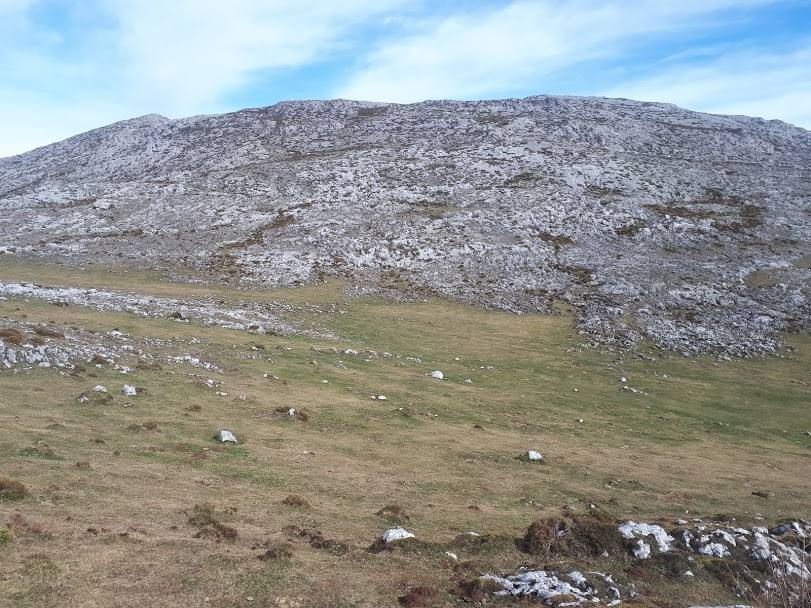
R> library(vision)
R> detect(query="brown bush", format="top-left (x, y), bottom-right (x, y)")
top-left (33, 326), bottom-right (64, 338)
top-left (0, 327), bottom-right (24, 345)
top-left (570, 510), bottom-right (626, 556)
top-left (524, 516), bottom-right (568, 558)
top-left (0, 477), bottom-right (28, 501)
top-left (451, 578), bottom-right (503, 603)
top-left (282, 494), bottom-right (309, 508)
top-left (524, 510), bottom-right (625, 559)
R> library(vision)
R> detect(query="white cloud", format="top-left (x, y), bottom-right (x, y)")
top-left (106, 0), bottom-right (406, 114)
top-left (337, 0), bottom-right (774, 102)
top-left (0, 0), bottom-right (406, 155)
top-left (0, 92), bottom-right (126, 157)
top-left (602, 44), bottom-right (811, 129)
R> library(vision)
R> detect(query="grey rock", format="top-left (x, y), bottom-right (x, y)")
top-left (2, 95), bottom-right (809, 357)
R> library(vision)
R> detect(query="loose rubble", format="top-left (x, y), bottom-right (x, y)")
top-left (484, 569), bottom-right (623, 606)
top-left (0, 282), bottom-right (331, 338)
top-left (620, 519), bottom-right (810, 583)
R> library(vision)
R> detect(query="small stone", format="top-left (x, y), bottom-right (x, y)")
top-left (122, 384), bottom-right (137, 396)
top-left (430, 370), bottom-right (444, 379)
top-left (93, 385), bottom-right (108, 393)
top-left (620, 377), bottom-right (627, 383)
top-left (464, 378), bottom-right (472, 384)
top-left (527, 450), bottom-right (543, 461)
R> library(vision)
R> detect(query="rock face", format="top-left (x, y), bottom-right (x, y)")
top-left (1, 96), bottom-right (809, 356)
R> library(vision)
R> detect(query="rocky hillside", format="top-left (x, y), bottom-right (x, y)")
top-left (1, 96), bottom-right (809, 356)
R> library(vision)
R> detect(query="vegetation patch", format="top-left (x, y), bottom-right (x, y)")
top-left (523, 510), bottom-right (626, 559)
top-left (0, 477), bottom-right (28, 501)
top-left (17, 444), bottom-right (61, 460)
top-left (376, 504), bottom-right (410, 524)
top-left (281, 494), bottom-right (309, 508)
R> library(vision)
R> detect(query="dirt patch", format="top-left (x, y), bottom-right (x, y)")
top-left (285, 525), bottom-right (351, 555)
top-left (257, 542), bottom-right (295, 561)
top-left (186, 504), bottom-right (238, 542)
top-left (398, 586), bottom-right (438, 607)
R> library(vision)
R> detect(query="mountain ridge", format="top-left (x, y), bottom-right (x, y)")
top-left (1, 94), bottom-right (809, 356)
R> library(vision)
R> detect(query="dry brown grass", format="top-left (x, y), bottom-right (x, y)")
top-left (0, 262), bottom-right (808, 607)
top-left (0, 326), bottom-right (25, 344)
top-left (523, 510), bottom-right (627, 559)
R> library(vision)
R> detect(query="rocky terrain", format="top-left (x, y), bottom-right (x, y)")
top-left (1, 95), bottom-right (809, 356)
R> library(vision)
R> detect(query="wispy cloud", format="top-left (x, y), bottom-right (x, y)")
top-left (602, 43), bottom-right (811, 128)
top-left (107, 0), bottom-right (406, 113)
top-left (336, 0), bottom-right (774, 102)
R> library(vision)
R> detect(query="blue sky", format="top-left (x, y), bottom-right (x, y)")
top-left (1, 0), bottom-right (810, 157)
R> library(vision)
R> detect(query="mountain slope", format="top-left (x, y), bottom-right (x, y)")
top-left (1, 95), bottom-right (809, 356)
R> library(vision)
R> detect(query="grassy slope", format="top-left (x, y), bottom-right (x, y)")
top-left (0, 259), bottom-right (809, 607)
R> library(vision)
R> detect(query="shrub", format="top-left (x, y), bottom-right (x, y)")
top-left (524, 510), bottom-right (625, 559)
top-left (0, 477), bottom-right (28, 501)
top-left (282, 494), bottom-right (309, 508)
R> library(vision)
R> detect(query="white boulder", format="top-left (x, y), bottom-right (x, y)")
top-left (382, 527), bottom-right (415, 543)
top-left (214, 429), bottom-right (238, 444)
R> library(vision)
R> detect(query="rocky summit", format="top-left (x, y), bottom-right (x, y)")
top-left (1, 95), bottom-right (809, 357)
